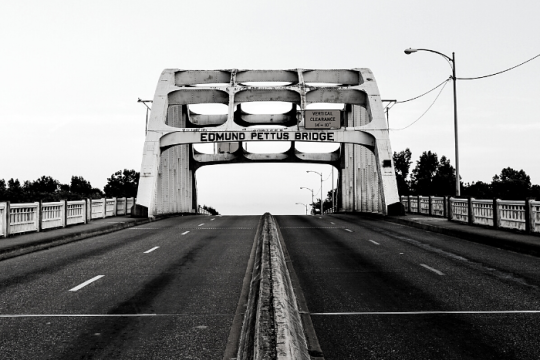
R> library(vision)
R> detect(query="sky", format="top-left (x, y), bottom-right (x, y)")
top-left (1, 0), bottom-right (539, 215)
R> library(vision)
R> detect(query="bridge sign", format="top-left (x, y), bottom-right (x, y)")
top-left (304, 110), bottom-right (341, 130)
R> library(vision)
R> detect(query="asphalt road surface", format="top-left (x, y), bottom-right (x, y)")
top-left (0, 215), bottom-right (258, 359)
top-left (277, 214), bottom-right (540, 360)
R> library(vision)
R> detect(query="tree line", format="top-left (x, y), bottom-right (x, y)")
top-left (0, 169), bottom-right (140, 203)
top-left (308, 149), bottom-right (539, 213)
top-left (393, 148), bottom-right (540, 200)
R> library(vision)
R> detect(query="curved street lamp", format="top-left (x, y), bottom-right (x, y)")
top-left (296, 202), bottom-right (308, 215)
top-left (404, 48), bottom-right (460, 197)
top-left (307, 170), bottom-right (323, 215)
top-left (300, 187), bottom-right (314, 206)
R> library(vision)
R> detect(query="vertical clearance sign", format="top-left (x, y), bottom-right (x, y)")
top-left (304, 110), bottom-right (341, 130)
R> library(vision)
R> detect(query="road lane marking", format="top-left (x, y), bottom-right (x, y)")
top-left (369, 240), bottom-right (380, 245)
top-left (306, 310), bottom-right (540, 315)
top-left (129, 228), bottom-right (160, 230)
top-left (181, 231), bottom-right (190, 235)
top-left (344, 228), bottom-right (353, 232)
top-left (196, 227), bottom-right (253, 230)
top-left (280, 227), bottom-right (343, 229)
top-left (211, 218), bottom-right (215, 221)
top-left (0, 313), bottom-right (232, 318)
top-left (144, 246), bottom-right (159, 254)
top-left (319, 217), bottom-right (323, 219)
top-left (198, 223), bottom-right (204, 226)
top-left (69, 275), bottom-right (105, 292)
top-left (420, 264), bottom-right (444, 275)
top-left (330, 222), bottom-right (335, 225)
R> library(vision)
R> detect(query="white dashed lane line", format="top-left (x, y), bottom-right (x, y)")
top-left (344, 229), bottom-right (353, 233)
top-left (420, 264), bottom-right (444, 276)
top-left (211, 218), bottom-right (215, 221)
top-left (144, 246), bottom-right (159, 254)
top-left (69, 275), bottom-right (105, 292)
top-left (181, 231), bottom-right (190, 235)
top-left (198, 223), bottom-right (204, 226)
top-left (330, 222), bottom-right (335, 225)
top-left (368, 240), bottom-right (380, 245)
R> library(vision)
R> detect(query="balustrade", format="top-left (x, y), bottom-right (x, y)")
top-left (400, 195), bottom-right (540, 234)
top-left (0, 197), bottom-right (136, 237)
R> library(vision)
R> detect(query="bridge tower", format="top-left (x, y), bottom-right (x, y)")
top-left (134, 68), bottom-right (402, 217)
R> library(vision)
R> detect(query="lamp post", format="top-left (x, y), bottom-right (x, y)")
top-left (307, 171), bottom-right (323, 215)
top-left (300, 187), bottom-right (314, 207)
top-left (296, 202), bottom-right (308, 215)
top-left (404, 48), bottom-right (460, 197)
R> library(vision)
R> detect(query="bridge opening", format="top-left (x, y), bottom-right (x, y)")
top-left (196, 163), bottom-right (337, 215)
top-left (188, 103), bottom-right (228, 115)
top-left (240, 81), bottom-right (293, 87)
top-left (240, 101), bottom-right (293, 114)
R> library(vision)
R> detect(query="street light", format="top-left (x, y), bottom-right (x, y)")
top-left (300, 187), bottom-right (314, 206)
top-left (296, 202), bottom-right (308, 215)
top-left (404, 47), bottom-right (460, 197)
top-left (307, 170), bottom-right (323, 215)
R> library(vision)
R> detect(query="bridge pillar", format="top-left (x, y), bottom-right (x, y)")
top-left (337, 72), bottom-right (401, 215)
top-left (135, 96), bottom-right (196, 217)
top-left (339, 104), bottom-right (384, 213)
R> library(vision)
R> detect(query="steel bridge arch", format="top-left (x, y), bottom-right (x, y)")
top-left (134, 68), bottom-right (401, 217)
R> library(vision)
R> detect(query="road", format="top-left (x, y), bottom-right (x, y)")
top-left (277, 214), bottom-right (540, 360)
top-left (2, 213), bottom-right (540, 359)
top-left (0, 215), bottom-right (259, 360)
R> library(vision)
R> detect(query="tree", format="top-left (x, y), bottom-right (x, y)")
top-left (6, 178), bottom-right (25, 202)
top-left (202, 205), bottom-right (219, 215)
top-left (310, 189), bottom-right (336, 214)
top-left (432, 156), bottom-right (456, 196)
top-left (530, 185), bottom-right (540, 199)
top-left (104, 169), bottom-right (140, 198)
top-left (491, 167), bottom-right (531, 200)
top-left (410, 151), bottom-right (438, 195)
top-left (0, 179), bottom-right (6, 201)
top-left (26, 176), bottom-right (60, 194)
top-left (393, 148), bottom-right (412, 195)
top-left (410, 151), bottom-right (456, 196)
top-left (70, 176), bottom-right (93, 197)
top-left (462, 181), bottom-right (493, 199)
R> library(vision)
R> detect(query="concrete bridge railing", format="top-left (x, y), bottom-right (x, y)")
top-left (0, 197), bottom-right (135, 238)
top-left (400, 195), bottom-right (540, 234)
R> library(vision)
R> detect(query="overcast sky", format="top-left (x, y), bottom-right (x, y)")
top-left (1, 0), bottom-right (539, 215)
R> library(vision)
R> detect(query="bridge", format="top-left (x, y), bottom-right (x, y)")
top-left (3, 68), bottom-right (539, 359)
top-left (134, 68), bottom-right (402, 217)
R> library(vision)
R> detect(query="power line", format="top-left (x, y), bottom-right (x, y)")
top-left (391, 78), bottom-right (451, 131)
top-left (457, 52), bottom-right (540, 80)
top-left (396, 77), bottom-right (451, 103)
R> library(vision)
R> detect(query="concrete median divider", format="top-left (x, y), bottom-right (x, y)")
top-left (236, 213), bottom-right (310, 360)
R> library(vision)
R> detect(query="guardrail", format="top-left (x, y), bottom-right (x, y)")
top-left (0, 197), bottom-right (136, 238)
top-left (400, 195), bottom-right (540, 234)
